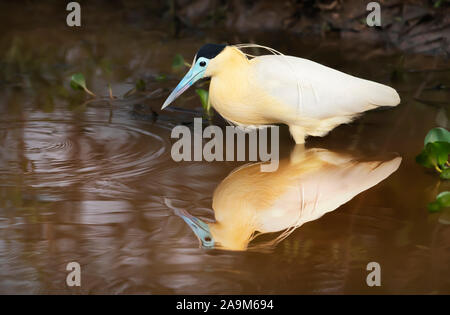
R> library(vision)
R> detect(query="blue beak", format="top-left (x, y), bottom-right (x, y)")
top-left (176, 208), bottom-right (215, 249)
top-left (161, 64), bottom-right (205, 110)
top-left (164, 198), bottom-right (214, 249)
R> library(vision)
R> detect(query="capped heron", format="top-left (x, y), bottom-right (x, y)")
top-left (162, 43), bottom-right (401, 144)
top-left (166, 147), bottom-right (401, 251)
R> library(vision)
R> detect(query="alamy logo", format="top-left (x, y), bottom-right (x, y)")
top-left (66, 2), bottom-right (81, 27)
top-left (66, 262), bottom-right (81, 287)
top-left (170, 118), bottom-right (280, 172)
top-left (366, 2), bottom-right (381, 27)
top-left (366, 262), bottom-right (381, 287)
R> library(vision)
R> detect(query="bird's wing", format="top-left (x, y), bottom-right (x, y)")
top-left (258, 156), bottom-right (402, 233)
top-left (250, 55), bottom-right (400, 120)
top-left (295, 156), bottom-right (401, 223)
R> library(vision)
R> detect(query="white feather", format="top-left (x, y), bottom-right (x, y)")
top-left (250, 55), bottom-right (400, 120)
top-left (257, 155), bottom-right (402, 233)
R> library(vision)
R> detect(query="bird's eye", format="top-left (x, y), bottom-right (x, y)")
top-left (199, 61), bottom-right (206, 67)
top-left (204, 236), bottom-right (211, 242)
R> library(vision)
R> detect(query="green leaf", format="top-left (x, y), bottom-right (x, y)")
top-left (136, 79), bottom-right (146, 91)
top-left (172, 54), bottom-right (186, 71)
top-left (436, 191), bottom-right (450, 208)
top-left (70, 73), bottom-right (87, 91)
top-left (428, 191), bottom-right (450, 212)
top-left (440, 168), bottom-right (450, 179)
top-left (427, 141), bottom-right (450, 167)
top-left (428, 201), bottom-right (441, 212)
top-left (424, 127), bottom-right (450, 146)
top-left (416, 149), bottom-right (434, 168)
top-left (70, 73), bottom-right (96, 97)
top-left (156, 74), bottom-right (166, 82)
top-left (195, 89), bottom-right (209, 110)
top-left (416, 141), bottom-right (450, 169)
top-left (434, 0), bottom-right (443, 8)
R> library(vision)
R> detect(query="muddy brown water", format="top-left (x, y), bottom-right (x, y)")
top-left (0, 3), bottom-right (449, 294)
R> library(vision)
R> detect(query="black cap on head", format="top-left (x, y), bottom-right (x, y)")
top-left (195, 43), bottom-right (227, 61)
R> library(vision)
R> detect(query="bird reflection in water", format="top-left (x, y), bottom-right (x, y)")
top-left (166, 146), bottom-right (401, 251)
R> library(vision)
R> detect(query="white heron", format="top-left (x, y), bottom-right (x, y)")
top-left (161, 43), bottom-right (400, 144)
top-left (166, 147), bottom-right (401, 251)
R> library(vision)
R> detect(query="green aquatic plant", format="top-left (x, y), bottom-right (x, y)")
top-left (196, 88), bottom-right (213, 118)
top-left (123, 79), bottom-right (147, 98)
top-left (433, 0), bottom-right (443, 8)
top-left (172, 53), bottom-right (186, 71)
top-left (107, 83), bottom-right (115, 100)
top-left (136, 79), bottom-right (146, 91)
top-left (70, 73), bottom-right (96, 97)
top-left (423, 127), bottom-right (450, 144)
top-left (195, 88), bottom-right (208, 109)
top-left (155, 74), bottom-right (166, 82)
top-left (172, 53), bottom-right (191, 72)
top-left (416, 127), bottom-right (450, 179)
top-left (428, 191), bottom-right (450, 212)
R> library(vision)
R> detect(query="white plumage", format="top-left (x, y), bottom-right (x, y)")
top-left (209, 148), bottom-right (402, 250)
top-left (252, 55), bottom-right (400, 120)
top-left (162, 44), bottom-right (401, 143)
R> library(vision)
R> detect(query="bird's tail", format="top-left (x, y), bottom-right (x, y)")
top-left (363, 80), bottom-right (401, 107)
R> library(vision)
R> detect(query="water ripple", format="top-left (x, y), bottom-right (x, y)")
top-left (0, 120), bottom-right (169, 191)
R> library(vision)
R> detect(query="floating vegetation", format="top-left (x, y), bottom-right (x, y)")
top-left (195, 88), bottom-right (213, 119)
top-left (70, 73), bottom-right (96, 97)
top-left (136, 79), bottom-right (146, 91)
top-left (172, 53), bottom-right (190, 72)
top-left (416, 127), bottom-right (450, 179)
top-left (416, 128), bottom-right (450, 212)
top-left (428, 191), bottom-right (450, 212)
top-left (155, 74), bottom-right (166, 82)
top-left (123, 79), bottom-right (147, 98)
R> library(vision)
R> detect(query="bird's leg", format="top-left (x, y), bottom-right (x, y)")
top-left (290, 144), bottom-right (306, 164)
top-left (289, 125), bottom-right (306, 144)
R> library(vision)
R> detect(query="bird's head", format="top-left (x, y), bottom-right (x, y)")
top-left (172, 203), bottom-right (253, 251)
top-left (161, 43), bottom-right (227, 110)
top-left (175, 207), bottom-right (215, 249)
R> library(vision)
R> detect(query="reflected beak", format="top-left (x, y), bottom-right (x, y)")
top-left (161, 66), bottom-right (205, 110)
top-left (177, 208), bottom-right (210, 239)
top-left (164, 197), bottom-right (214, 248)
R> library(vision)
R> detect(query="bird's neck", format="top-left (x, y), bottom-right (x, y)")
top-left (206, 47), bottom-right (271, 125)
top-left (205, 46), bottom-right (249, 77)
top-left (209, 220), bottom-right (255, 251)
